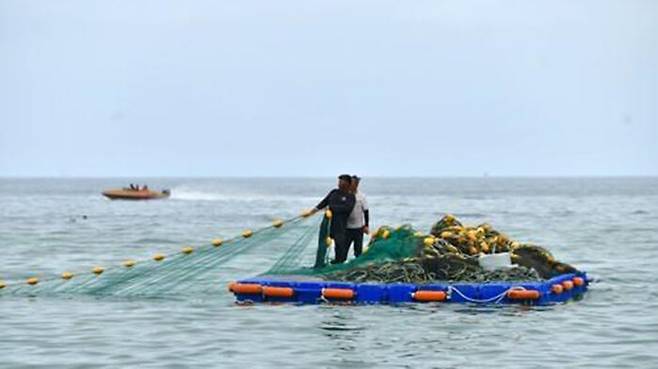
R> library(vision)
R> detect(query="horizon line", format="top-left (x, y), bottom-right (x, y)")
top-left (1, 175), bottom-right (657, 179)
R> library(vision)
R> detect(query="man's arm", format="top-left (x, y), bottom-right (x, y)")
top-left (362, 195), bottom-right (370, 233)
top-left (314, 190), bottom-right (334, 210)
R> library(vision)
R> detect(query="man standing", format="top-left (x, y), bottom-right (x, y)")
top-left (311, 174), bottom-right (356, 264)
top-left (346, 175), bottom-right (369, 258)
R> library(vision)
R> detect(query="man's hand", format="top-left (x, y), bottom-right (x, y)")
top-left (363, 226), bottom-right (369, 235)
top-left (302, 208), bottom-right (318, 217)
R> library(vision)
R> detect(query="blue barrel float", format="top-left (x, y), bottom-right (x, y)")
top-left (229, 271), bottom-right (590, 305)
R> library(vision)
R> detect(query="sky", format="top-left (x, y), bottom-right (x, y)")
top-left (0, 0), bottom-right (656, 177)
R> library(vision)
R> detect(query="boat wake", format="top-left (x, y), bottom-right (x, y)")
top-left (169, 187), bottom-right (315, 203)
top-left (170, 188), bottom-right (229, 201)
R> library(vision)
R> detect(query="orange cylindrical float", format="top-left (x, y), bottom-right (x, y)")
top-left (263, 286), bottom-right (294, 298)
top-left (562, 280), bottom-right (574, 290)
top-left (413, 290), bottom-right (447, 302)
top-left (507, 289), bottom-right (540, 300)
top-left (573, 277), bottom-right (584, 286)
top-left (228, 282), bottom-right (262, 295)
top-left (551, 284), bottom-right (564, 294)
top-left (322, 288), bottom-right (355, 300)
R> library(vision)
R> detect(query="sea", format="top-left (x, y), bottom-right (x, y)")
top-left (1, 177), bottom-right (657, 369)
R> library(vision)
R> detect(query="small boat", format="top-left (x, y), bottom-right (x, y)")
top-left (102, 188), bottom-right (170, 200)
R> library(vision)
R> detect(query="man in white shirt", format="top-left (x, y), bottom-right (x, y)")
top-left (345, 175), bottom-right (370, 258)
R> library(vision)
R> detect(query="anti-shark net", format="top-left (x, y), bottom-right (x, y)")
top-left (1, 213), bottom-right (579, 298)
top-left (2, 215), bottom-right (322, 298)
top-left (265, 214), bottom-right (579, 284)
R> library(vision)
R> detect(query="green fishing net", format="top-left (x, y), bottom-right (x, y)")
top-left (266, 214), bottom-right (579, 284)
top-left (1, 215), bottom-right (322, 298)
top-left (1, 212), bottom-right (579, 298)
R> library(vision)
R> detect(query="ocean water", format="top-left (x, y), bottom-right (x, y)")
top-left (1, 177), bottom-right (657, 368)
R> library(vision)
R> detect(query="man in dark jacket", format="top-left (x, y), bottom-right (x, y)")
top-left (311, 174), bottom-right (356, 264)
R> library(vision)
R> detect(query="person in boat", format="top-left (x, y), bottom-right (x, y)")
top-left (346, 175), bottom-right (369, 258)
top-left (129, 184), bottom-right (136, 190)
top-left (310, 174), bottom-right (356, 264)
top-left (142, 185), bottom-right (148, 191)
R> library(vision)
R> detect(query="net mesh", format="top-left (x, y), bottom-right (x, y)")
top-left (265, 222), bottom-right (420, 277)
top-left (3, 215), bottom-right (322, 298)
top-left (265, 214), bottom-right (579, 283)
top-left (1, 213), bottom-right (580, 298)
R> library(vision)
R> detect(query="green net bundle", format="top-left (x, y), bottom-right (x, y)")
top-left (269, 214), bottom-right (579, 284)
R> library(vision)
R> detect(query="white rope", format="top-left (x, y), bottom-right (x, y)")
top-left (448, 285), bottom-right (525, 304)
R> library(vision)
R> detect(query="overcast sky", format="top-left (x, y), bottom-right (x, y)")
top-left (0, 0), bottom-right (656, 177)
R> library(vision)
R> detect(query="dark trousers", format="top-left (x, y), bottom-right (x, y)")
top-left (346, 228), bottom-right (364, 258)
top-left (333, 231), bottom-right (349, 263)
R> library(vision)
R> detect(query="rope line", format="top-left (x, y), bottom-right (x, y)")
top-left (448, 286), bottom-right (524, 304)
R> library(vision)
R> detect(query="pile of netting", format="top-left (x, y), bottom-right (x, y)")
top-left (269, 214), bottom-right (579, 284)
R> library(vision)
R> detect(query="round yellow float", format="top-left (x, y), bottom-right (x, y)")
top-left (122, 259), bottom-right (136, 268)
top-left (272, 219), bottom-right (284, 228)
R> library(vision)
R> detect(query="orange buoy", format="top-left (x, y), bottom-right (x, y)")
top-left (242, 230), bottom-right (253, 238)
top-left (263, 286), bottom-right (294, 298)
top-left (212, 238), bottom-right (223, 247)
top-left (573, 277), bottom-right (584, 286)
top-left (413, 290), bottom-right (447, 302)
top-left (272, 219), bottom-right (284, 228)
top-left (562, 280), bottom-right (574, 290)
top-left (551, 284), bottom-right (564, 294)
top-left (27, 277), bottom-right (39, 286)
top-left (507, 289), bottom-right (540, 300)
top-left (322, 288), bottom-right (355, 300)
top-left (228, 282), bottom-right (263, 295)
top-left (153, 253), bottom-right (165, 262)
top-left (61, 272), bottom-right (74, 280)
top-left (92, 266), bottom-right (104, 275)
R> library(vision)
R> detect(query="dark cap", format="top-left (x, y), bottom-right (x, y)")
top-left (338, 174), bottom-right (352, 183)
top-left (351, 175), bottom-right (361, 183)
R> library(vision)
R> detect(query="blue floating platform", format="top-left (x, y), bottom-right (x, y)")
top-left (229, 272), bottom-right (590, 305)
